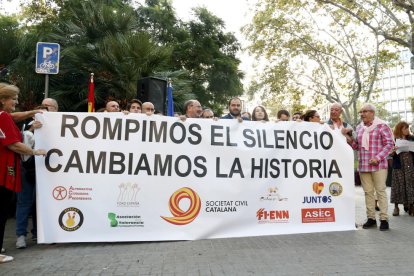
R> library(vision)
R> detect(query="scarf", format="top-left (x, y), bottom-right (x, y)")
top-left (360, 117), bottom-right (387, 150)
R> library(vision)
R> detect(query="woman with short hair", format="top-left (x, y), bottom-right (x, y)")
top-left (0, 83), bottom-right (46, 263)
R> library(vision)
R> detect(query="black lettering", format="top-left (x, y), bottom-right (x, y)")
top-left (262, 129), bottom-right (273, 148)
top-left (293, 159), bottom-right (307, 178)
top-left (329, 160), bottom-right (342, 177)
top-left (154, 154), bottom-right (172, 176)
top-left (243, 129), bottom-right (255, 147)
top-left (193, 156), bottom-right (207, 177)
top-left (274, 130), bottom-right (284, 149)
top-left (286, 130), bottom-right (297, 149)
top-left (320, 131), bottom-right (333, 149)
top-left (299, 131), bottom-right (312, 149)
top-left (150, 121), bottom-right (167, 142)
top-left (103, 118), bottom-right (122, 140)
top-left (125, 119), bottom-right (140, 140)
top-left (251, 158), bottom-right (263, 178)
top-left (281, 159), bottom-right (292, 177)
top-left (170, 122), bottom-right (186, 144)
top-left (175, 155), bottom-right (191, 177)
top-left (86, 151), bottom-right (106, 173)
top-left (64, 150), bottom-right (83, 173)
top-left (256, 129), bottom-right (262, 148)
top-left (80, 116), bottom-right (100, 139)
top-left (226, 126), bottom-right (237, 146)
top-left (313, 131), bottom-right (319, 150)
top-left (309, 159), bottom-right (322, 178)
top-left (229, 158), bottom-right (244, 178)
top-left (216, 157), bottom-right (227, 177)
top-left (45, 148), bottom-right (62, 172)
top-left (188, 124), bottom-right (202, 145)
top-left (269, 159), bottom-right (280, 178)
top-left (134, 154), bottom-right (151, 175)
top-left (61, 115), bottom-right (79, 137)
top-left (109, 152), bottom-right (125, 174)
top-left (211, 125), bottom-right (224, 146)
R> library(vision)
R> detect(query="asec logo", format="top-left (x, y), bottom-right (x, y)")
top-left (301, 208), bottom-right (335, 223)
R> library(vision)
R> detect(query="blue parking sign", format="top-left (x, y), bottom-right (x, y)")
top-left (35, 42), bottom-right (60, 74)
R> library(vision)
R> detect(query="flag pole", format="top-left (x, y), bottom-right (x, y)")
top-left (167, 78), bottom-right (174, 117)
top-left (88, 73), bottom-right (95, 112)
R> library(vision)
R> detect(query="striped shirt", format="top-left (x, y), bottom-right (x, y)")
top-left (352, 122), bottom-right (394, 172)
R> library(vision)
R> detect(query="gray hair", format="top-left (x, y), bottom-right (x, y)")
top-left (330, 102), bottom-right (342, 110)
top-left (184, 100), bottom-right (195, 112)
top-left (361, 103), bottom-right (376, 113)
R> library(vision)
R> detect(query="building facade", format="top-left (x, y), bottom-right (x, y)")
top-left (376, 50), bottom-right (414, 124)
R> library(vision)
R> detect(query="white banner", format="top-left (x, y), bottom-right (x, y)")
top-left (35, 112), bottom-right (355, 243)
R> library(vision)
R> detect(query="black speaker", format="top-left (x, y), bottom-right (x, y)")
top-left (137, 77), bottom-right (167, 114)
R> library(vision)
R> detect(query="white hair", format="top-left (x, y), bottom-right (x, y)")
top-left (361, 103), bottom-right (376, 113)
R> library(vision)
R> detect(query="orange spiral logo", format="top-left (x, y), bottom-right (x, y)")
top-left (161, 187), bottom-right (201, 225)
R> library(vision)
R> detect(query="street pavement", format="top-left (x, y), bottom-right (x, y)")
top-left (1, 186), bottom-right (413, 276)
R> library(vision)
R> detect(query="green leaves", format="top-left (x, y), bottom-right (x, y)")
top-left (1, 0), bottom-right (243, 113)
top-left (244, 0), bottom-right (398, 125)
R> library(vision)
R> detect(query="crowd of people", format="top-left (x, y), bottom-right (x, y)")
top-left (1, 83), bottom-right (414, 264)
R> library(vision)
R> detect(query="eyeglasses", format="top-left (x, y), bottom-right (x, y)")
top-left (203, 116), bottom-right (214, 118)
top-left (145, 108), bottom-right (155, 112)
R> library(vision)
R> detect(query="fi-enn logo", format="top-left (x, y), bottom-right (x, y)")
top-left (117, 183), bottom-right (140, 207)
top-left (301, 208), bottom-right (335, 223)
top-left (302, 182), bottom-right (332, 204)
top-left (256, 208), bottom-right (289, 223)
top-left (58, 207), bottom-right (84, 231)
top-left (161, 187), bottom-right (201, 225)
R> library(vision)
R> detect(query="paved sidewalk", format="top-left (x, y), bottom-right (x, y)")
top-left (1, 187), bottom-right (413, 275)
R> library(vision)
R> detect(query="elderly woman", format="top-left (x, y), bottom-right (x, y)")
top-left (0, 83), bottom-right (46, 264)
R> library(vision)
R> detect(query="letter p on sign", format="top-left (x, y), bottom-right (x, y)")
top-left (43, 47), bottom-right (53, 58)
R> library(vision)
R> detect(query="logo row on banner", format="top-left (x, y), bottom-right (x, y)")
top-left (53, 181), bottom-right (343, 232)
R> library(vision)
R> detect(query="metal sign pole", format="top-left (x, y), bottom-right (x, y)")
top-left (44, 74), bottom-right (49, 98)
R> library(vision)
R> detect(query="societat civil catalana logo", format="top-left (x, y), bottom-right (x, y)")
top-left (161, 187), bottom-right (201, 225)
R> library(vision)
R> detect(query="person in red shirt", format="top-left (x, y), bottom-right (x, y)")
top-left (0, 83), bottom-right (46, 264)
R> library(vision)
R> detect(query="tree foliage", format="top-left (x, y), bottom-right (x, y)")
top-left (137, 1), bottom-right (244, 115)
top-left (244, 0), bottom-right (398, 125)
top-left (0, 0), bottom-right (243, 113)
top-left (317, 0), bottom-right (414, 55)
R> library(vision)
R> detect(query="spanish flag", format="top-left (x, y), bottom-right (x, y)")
top-left (88, 73), bottom-right (95, 112)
